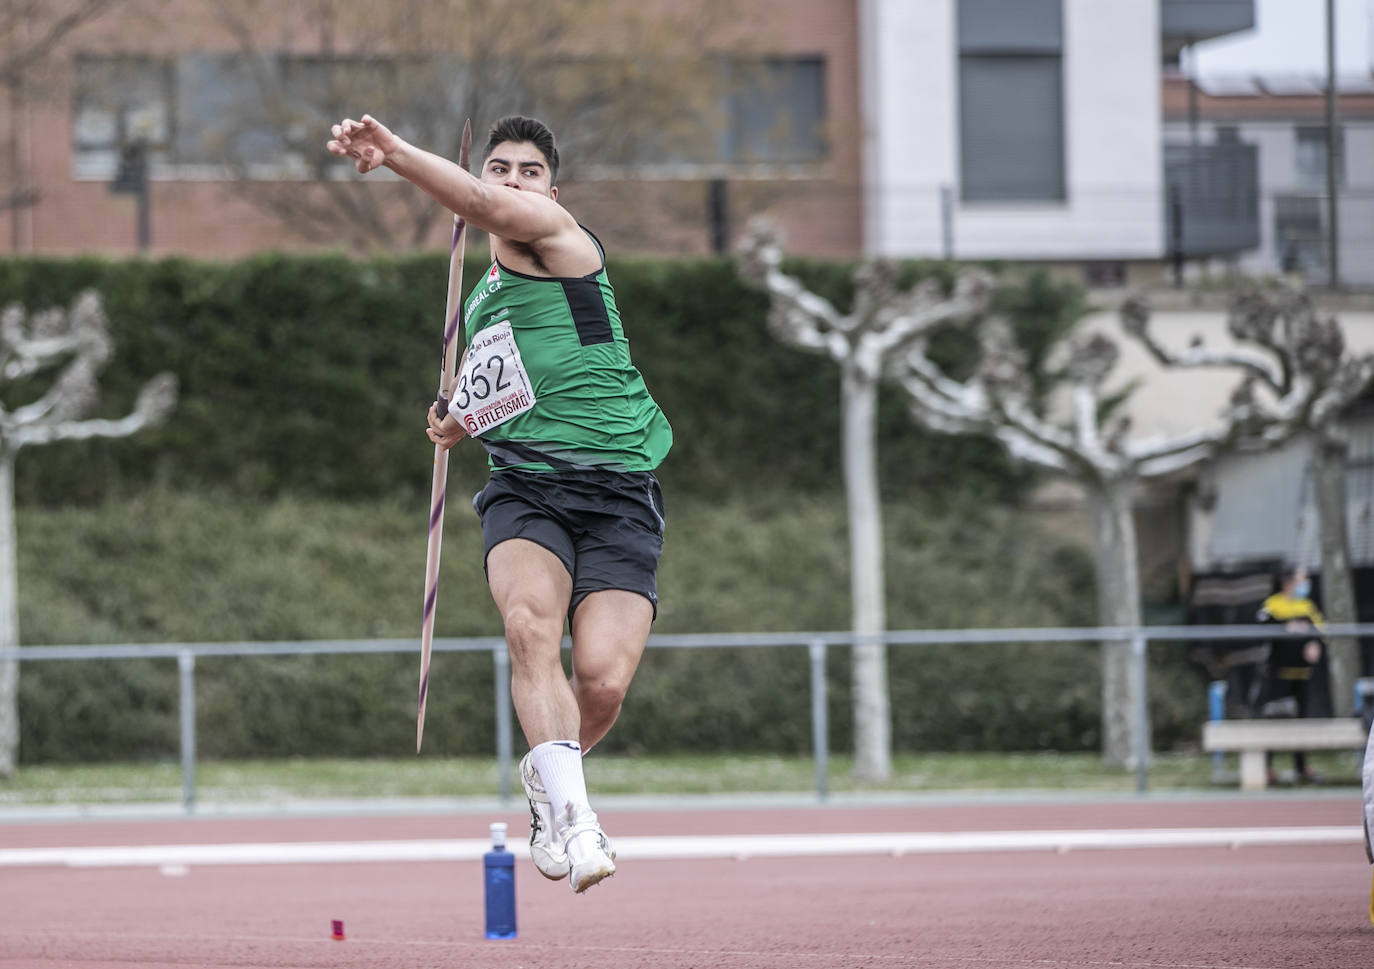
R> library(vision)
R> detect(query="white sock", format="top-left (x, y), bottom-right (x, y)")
top-left (529, 740), bottom-right (594, 837)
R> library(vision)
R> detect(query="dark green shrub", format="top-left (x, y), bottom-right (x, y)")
top-left (0, 254), bottom-right (1072, 506)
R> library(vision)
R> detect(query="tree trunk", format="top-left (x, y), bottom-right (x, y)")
top-left (0, 455), bottom-right (18, 777)
top-left (1085, 479), bottom-right (1145, 769)
top-left (1313, 431), bottom-right (1359, 717)
top-left (842, 366), bottom-right (891, 781)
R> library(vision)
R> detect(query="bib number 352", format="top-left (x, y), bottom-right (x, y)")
top-left (447, 321), bottom-right (536, 436)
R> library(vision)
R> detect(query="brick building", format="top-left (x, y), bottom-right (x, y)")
top-left (5, 0), bottom-right (1284, 283)
top-left (2, 0), bottom-right (858, 260)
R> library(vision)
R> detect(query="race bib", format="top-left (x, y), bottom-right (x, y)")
top-left (448, 321), bottom-right (536, 436)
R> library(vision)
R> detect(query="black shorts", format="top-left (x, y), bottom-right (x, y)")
top-left (472, 469), bottom-right (666, 619)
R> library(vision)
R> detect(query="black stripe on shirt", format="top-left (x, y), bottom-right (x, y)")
top-left (561, 276), bottom-right (614, 346)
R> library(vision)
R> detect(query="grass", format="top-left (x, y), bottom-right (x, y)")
top-left (0, 751), bottom-right (1361, 808)
top-left (18, 488), bottom-right (1100, 645)
top-left (6, 492), bottom-right (1344, 788)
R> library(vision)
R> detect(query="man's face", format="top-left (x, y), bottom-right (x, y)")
top-left (481, 140), bottom-right (556, 200)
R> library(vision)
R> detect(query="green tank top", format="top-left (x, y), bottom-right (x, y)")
top-left (460, 229), bottom-right (672, 473)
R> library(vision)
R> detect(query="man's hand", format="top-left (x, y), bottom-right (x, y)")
top-left (1303, 640), bottom-right (1322, 665)
top-left (326, 115), bottom-right (401, 174)
top-left (427, 401), bottom-right (468, 451)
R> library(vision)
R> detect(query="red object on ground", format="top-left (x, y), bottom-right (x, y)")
top-left (330, 919), bottom-right (344, 941)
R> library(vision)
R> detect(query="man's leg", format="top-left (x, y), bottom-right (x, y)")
top-left (486, 538), bottom-right (577, 745)
top-left (569, 589), bottom-right (654, 751)
top-left (486, 538), bottom-right (579, 882)
top-left (487, 538), bottom-right (615, 892)
top-left (521, 588), bottom-right (650, 892)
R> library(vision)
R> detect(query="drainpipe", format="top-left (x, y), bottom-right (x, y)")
top-left (1325, 0), bottom-right (1341, 289)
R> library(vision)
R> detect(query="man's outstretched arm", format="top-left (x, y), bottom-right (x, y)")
top-left (326, 114), bottom-right (572, 244)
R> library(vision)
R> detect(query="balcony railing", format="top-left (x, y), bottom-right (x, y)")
top-left (1165, 141), bottom-right (1261, 257)
top-left (1160, 0), bottom-right (1255, 60)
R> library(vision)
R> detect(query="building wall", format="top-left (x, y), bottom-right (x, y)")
top-left (861, 0), bottom-right (1165, 261)
top-left (1338, 125), bottom-right (1374, 287)
top-left (1162, 115), bottom-right (1374, 286)
top-left (1, 0), bottom-right (862, 261)
top-left (1078, 306), bottom-right (1374, 443)
top-left (860, 0), bottom-right (957, 256)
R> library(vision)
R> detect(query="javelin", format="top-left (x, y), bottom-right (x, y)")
top-left (417, 118), bottom-right (472, 753)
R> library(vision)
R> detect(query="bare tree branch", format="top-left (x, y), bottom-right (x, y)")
top-left (1120, 293), bottom-right (1285, 393)
top-left (0, 291), bottom-right (110, 380)
top-left (735, 218), bottom-right (847, 358)
top-left (897, 333), bottom-right (1087, 475)
top-left (868, 270), bottom-right (992, 363)
top-left (0, 291), bottom-right (178, 453)
top-left (737, 219), bottom-right (992, 381)
top-left (1312, 357), bottom-right (1374, 428)
top-left (10, 373), bottom-right (176, 449)
top-left (0, 0), bottom-right (122, 90)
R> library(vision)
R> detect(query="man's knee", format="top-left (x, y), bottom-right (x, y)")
top-left (574, 664), bottom-right (634, 714)
top-left (502, 604), bottom-right (562, 665)
top-left (579, 676), bottom-right (629, 707)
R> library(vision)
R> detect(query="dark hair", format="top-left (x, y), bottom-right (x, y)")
top-left (482, 115), bottom-right (560, 184)
top-left (1277, 564), bottom-right (1303, 586)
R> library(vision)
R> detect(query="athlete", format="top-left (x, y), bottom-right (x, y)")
top-left (327, 114), bottom-right (672, 893)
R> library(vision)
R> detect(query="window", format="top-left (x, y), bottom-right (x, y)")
top-left (72, 55), bottom-right (174, 176)
top-left (957, 0), bottom-right (1065, 202)
top-left (722, 57), bottom-right (827, 164)
top-left (74, 51), bottom-right (466, 178)
top-left (1295, 126), bottom-right (1343, 190)
top-left (72, 50), bottom-right (824, 180)
top-left (550, 54), bottom-right (827, 171)
top-left (1274, 195), bottom-right (1325, 277)
top-left (174, 54), bottom-right (280, 169)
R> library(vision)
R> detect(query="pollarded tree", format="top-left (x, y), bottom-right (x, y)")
top-left (736, 219), bottom-right (992, 781)
top-left (1123, 284), bottom-right (1374, 717)
top-left (895, 298), bottom-right (1329, 768)
top-left (0, 290), bottom-right (177, 776)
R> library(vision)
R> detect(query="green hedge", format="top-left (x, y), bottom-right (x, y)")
top-left (4, 252), bottom-right (1168, 765)
top-left (0, 253), bottom-right (1070, 505)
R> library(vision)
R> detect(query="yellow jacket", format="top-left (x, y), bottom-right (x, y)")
top-left (1257, 592), bottom-right (1325, 678)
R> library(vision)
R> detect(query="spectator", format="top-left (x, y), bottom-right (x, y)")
top-left (1256, 565), bottom-right (1326, 784)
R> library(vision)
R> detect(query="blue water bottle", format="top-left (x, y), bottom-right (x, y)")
top-left (484, 821), bottom-right (516, 940)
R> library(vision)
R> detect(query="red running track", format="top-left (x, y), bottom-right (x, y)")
top-left (0, 796), bottom-right (1369, 969)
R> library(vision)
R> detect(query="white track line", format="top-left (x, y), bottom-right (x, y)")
top-left (0, 825), bottom-right (1359, 869)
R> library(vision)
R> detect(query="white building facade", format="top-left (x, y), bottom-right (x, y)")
top-left (859, 0), bottom-right (1255, 270)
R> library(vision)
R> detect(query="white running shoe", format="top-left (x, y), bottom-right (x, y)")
top-left (519, 752), bottom-right (570, 881)
top-left (563, 805), bottom-right (616, 894)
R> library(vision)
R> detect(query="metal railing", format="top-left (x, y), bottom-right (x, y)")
top-left (7, 622), bottom-right (1374, 812)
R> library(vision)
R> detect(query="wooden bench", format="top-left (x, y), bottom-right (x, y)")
top-left (1202, 718), bottom-right (1368, 790)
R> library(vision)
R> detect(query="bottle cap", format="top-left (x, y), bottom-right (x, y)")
top-left (490, 821), bottom-right (507, 850)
